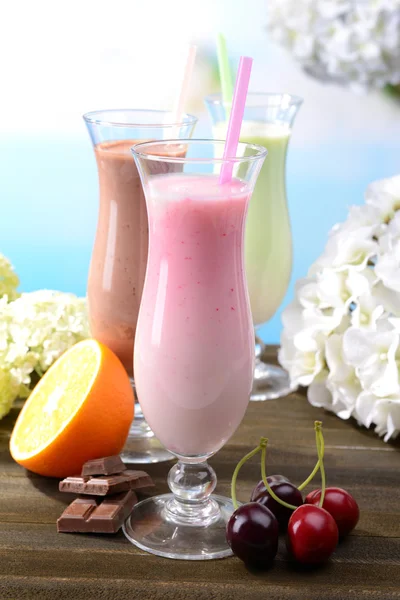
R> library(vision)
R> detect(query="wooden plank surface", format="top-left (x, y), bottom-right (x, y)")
top-left (0, 347), bottom-right (399, 600)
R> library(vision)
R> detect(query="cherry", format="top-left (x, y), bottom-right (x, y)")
top-left (305, 487), bottom-right (359, 537)
top-left (227, 422), bottom-right (340, 568)
top-left (226, 503), bottom-right (279, 566)
top-left (287, 504), bottom-right (339, 565)
top-left (250, 474), bottom-right (290, 501)
top-left (256, 481), bottom-right (303, 530)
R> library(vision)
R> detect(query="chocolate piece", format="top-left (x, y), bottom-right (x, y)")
top-left (81, 455), bottom-right (126, 477)
top-left (57, 490), bottom-right (137, 534)
top-left (59, 470), bottom-right (154, 496)
top-left (124, 470), bottom-right (154, 491)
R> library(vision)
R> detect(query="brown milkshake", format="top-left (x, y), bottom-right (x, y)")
top-left (88, 140), bottom-right (186, 376)
top-left (88, 140), bottom-right (145, 375)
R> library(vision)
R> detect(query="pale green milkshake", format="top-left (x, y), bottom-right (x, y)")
top-left (206, 93), bottom-right (302, 400)
top-left (214, 121), bottom-right (291, 326)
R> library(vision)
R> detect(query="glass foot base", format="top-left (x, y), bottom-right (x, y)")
top-left (251, 362), bottom-right (298, 401)
top-left (123, 493), bottom-right (235, 560)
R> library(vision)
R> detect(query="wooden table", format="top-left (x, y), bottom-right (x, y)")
top-left (1, 348), bottom-right (399, 599)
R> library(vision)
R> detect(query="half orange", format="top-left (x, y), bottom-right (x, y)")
top-left (10, 339), bottom-right (134, 477)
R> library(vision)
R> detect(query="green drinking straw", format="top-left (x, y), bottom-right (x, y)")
top-left (216, 33), bottom-right (233, 107)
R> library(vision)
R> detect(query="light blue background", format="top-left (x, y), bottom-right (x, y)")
top-left (1, 126), bottom-right (398, 343)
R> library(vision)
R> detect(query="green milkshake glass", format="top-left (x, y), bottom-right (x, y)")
top-left (205, 93), bottom-right (303, 400)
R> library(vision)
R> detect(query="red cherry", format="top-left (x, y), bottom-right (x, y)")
top-left (305, 487), bottom-right (359, 537)
top-left (287, 504), bottom-right (339, 565)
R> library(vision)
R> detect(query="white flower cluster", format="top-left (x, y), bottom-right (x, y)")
top-left (0, 254), bottom-right (20, 301)
top-left (267, 0), bottom-right (400, 90)
top-left (0, 259), bottom-right (90, 419)
top-left (279, 175), bottom-right (400, 441)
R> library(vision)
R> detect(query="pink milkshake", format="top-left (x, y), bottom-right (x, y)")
top-left (134, 173), bottom-right (255, 458)
top-left (124, 138), bottom-right (267, 561)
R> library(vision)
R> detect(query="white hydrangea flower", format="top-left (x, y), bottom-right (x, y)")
top-left (279, 331), bottom-right (326, 387)
top-left (356, 392), bottom-right (400, 440)
top-left (386, 211), bottom-right (400, 240)
top-left (308, 374), bottom-right (332, 411)
top-left (373, 398), bottom-right (400, 441)
top-left (0, 368), bottom-right (20, 419)
top-left (343, 327), bottom-right (400, 397)
top-left (375, 240), bottom-right (400, 292)
top-left (316, 268), bottom-right (375, 310)
top-left (0, 254), bottom-right (20, 301)
top-left (0, 287), bottom-right (90, 419)
top-left (372, 282), bottom-right (400, 317)
top-left (280, 173), bottom-right (400, 441)
top-left (365, 175), bottom-right (400, 220)
top-left (326, 334), bottom-right (360, 396)
top-left (308, 334), bottom-right (362, 419)
top-left (331, 204), bottom-right (383, 238)
top-left (350, 294), bottom-right (385, 329)
top-left (314, 233), bottom-right (378, 272)
top-left (267, 0), bottom-right (400, 90)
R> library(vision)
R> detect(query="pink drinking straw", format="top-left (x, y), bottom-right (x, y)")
top-left (219, 56), bottom-right (253, 185)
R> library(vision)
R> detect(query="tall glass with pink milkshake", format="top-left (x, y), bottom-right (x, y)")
top-left (123, 139), bottom-right (267, 560)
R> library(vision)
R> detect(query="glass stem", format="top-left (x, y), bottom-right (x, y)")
top-left (166, 460), bottom-right (220, 526)
top-left (255, 334), bottom-right (265, 360)
top-left (129, 377), bottom-right (145, 421)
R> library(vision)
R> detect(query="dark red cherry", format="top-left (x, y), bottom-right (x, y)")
top-left (305, 487), bottom-right (359, 537)
top-left (287, 504), bottom-right (339, 565)
top-left (226, 502), bottom-right (279, 566)
top-left (250, 475), bottom-right (290, 501)
top-left (256, 481), bottom-right (303, 530)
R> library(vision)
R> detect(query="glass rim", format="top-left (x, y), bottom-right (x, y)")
top-left (131, 138), bottom-right (268, 164)
top-left (82, 109), bottom-right (198, 129)
top-left (204, 92), bottom-right (304, 108)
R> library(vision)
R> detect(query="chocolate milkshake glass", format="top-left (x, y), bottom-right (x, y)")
top-left (83, 110), bottom-right (197, 464)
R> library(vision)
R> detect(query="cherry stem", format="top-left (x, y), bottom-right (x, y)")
top-left (231, 422), bottom-right (326, 513)
top-left (298, 421), bottom-right (325, 491)
top-left (316, 424), bottom-right (326, 508)
top-left (231, 438), bottom-right (267, 510)
top-left (260, 439), bottom-right (298, 511)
